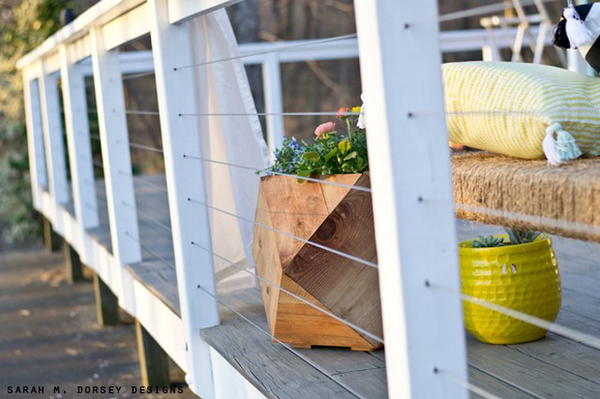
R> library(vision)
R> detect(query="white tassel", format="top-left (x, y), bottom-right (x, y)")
top-left (543, 123), bottom-right (563, 166)
top-left (357, 93), bottom-right (367, 129)
top-left (564, 6), bottom-right (593, 49)
top-left (543, 123), bottom-right (583, 165)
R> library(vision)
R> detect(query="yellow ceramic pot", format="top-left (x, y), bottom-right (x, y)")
top-left (459, 234), bottom-right (561, 344)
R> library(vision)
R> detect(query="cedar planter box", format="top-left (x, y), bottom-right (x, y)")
top-left (252, 173), bottom-right (383, 351)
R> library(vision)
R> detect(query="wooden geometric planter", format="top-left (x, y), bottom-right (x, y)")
top-left (252, 173), bottom-right (383, 351)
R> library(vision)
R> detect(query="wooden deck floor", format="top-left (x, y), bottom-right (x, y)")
top-left (85, 174), bottom-right (600, 398)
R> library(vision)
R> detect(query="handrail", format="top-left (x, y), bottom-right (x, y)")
top-left (20, 26), bottom-right (547, 75)
top-left (17, 0), bottom-right (238, 71)
top-left (16, 0), bottom-right (143, 70)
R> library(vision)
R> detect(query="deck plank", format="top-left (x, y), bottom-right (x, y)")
top-left (560, 271), bottom-right (600, 300)
top-left (89, 178), bottom-right (112, 252)
top-left (468, 366), bottom-right (537, 399)
top-left (124, 175), bottom-right (180, 314)
top-left (468, 336), bottom-right (600, 398)
top-left (556, 307), bottom-right (600, 339)
top-left (333, 368), bottom-right (387, 399)
top-left (293, 347), bottom-right (384, 375)
top-left (127, 262), bottom-right (180, 316)
top-left (200, 288), bottom-right (360, 399)
top-left (561, 288), bottom-right (600, 323)
top-left (294, 347), bottom-right (387, 398)
top-left (509, 334), bottom-right (600, 384)
top-left (115, 179), bottom-right (600, 398)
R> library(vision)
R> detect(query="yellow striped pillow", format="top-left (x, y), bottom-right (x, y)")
top-left (443, 61), bottom-right (600, 161)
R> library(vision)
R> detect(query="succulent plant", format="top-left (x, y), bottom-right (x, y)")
top-left (470, 229), bottom-right (541, 248)
top-left (471, 235), bottom-right (505, 248)
top-left (506, 229), bottom-right (540, 245)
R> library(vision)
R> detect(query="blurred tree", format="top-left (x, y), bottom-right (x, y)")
top-left (257, 0), bottom-right (360, 142)
top-left (0, 0), bottom-right (71, 243)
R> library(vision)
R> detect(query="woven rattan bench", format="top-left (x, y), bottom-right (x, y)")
top-left (453, 152), bottom-right (600, 242)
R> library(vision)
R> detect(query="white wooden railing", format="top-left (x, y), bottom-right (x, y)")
top-left (24, 26), bottom-right (551, 160)
top-left (17, 0), bottom-right (554, 398)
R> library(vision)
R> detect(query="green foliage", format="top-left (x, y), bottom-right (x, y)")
top-left (471, 235), bottom-right (506, 248)
top-left (0, 0), bottom-right (72, 243)
top-left (266, 109), bottom-right (368, 180)
top-left (506, 229), bottom-right (540, 245)
top-left (295, 131), bottom-right (368, 177)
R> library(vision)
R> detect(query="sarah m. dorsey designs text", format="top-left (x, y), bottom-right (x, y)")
top-left (5, 385), bottom-right (185, 394)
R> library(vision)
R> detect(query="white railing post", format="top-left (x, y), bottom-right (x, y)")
top-left (482, 43), bottom-right (501, 62)
top-left (38, 61), bottom-right (70, 229)
top-left (90, 27), bottom-right (141, 313)
top-left (262, 53), bottom-right (285, 161)
top-left (353, 1), bottom-right (468, 398)
top-left (148, 0), bottom-right (219, 396)
top-left (23, 73), bottom-right (48, 210)
top-left (59, 45), bottom-right (100, 260)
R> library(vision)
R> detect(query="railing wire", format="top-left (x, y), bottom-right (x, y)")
top-left (174, 33), bottom-right (358, 71)
top-left (190, 241), bottom-right (384, 344)
top-left (182, 154), bottom-right (372, 193)
top-left (431, 282), bottom-right (600, 351)
top-left (187, 197), bottom-right (378, 269)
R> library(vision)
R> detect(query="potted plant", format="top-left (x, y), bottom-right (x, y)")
top-left (252, 107), bottom-right (383, 351)
top-left (459, 229), bottom-right (561, 344)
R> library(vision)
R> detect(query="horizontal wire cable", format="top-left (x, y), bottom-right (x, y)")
top-left (179, 111), bottom-right (360, 117)
top-left (186, 197), bottom-right (378, 269)
top-left (182, 154), bottom-right (372, 193)
top-left (455, 203), bottom-right (600, 238)
top-left (447, 110), bottom-right (545, 117)
top-left (116, 109), bottom-right (553, 122)
top-left (439, 369), bottom-right (502, 399)
top-left (162, 0), bottom-right (557, 72)
top-left (92, 160), bottom-right (103, 168)
top-left (124, 231), bottom-right (175, 268)
top-left (431, 283), bottom-right (600, 350)
top-left (90, 134), bottom-right (100, 141)
top-left (121, 201), bottom-right (172, 234)
top-left (129, 141), bottom-right (164, 153)
top-left (190, 241), bottom-right (384, 344)
top-left (393, 110), bottom-right (551, 119)
top-left (125, 110), bottom-right (160, 116)
top-left (174, 33), bottom-right (357, 71)
top-left (109, 109), bottom-right (545, 119)
top-left (92, 134), bottom-right (163, 161)
top-left (117, 172), bottom-right (169, 193)
top-left (438, 0), bottom-right (558, 23)
top-left (262, 170), bottom-right (371, 192)
top-left (134, 178), bottom-right (168, 193)
top-left (182, 154), bottom-right (262, 171)
top-left (114, 170), bottom-right (169, 194)
top-left (99, 110), bottom-right (362, 117)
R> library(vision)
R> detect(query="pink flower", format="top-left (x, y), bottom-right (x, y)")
top-left (314, 122), bottom-right (336, 138)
